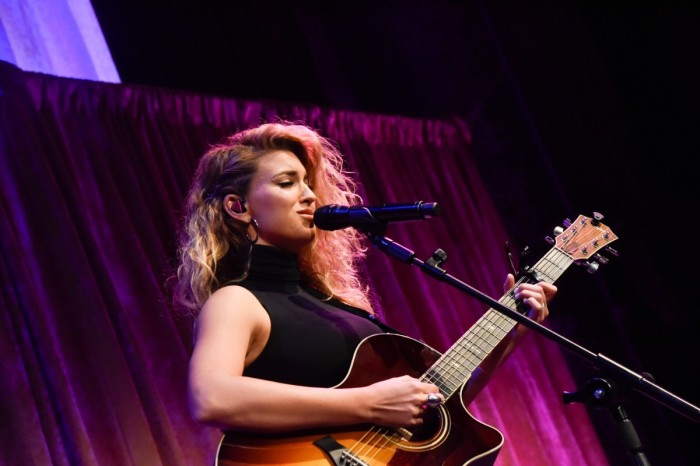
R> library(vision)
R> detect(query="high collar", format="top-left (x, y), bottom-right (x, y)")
top-left (246, 245), bottom-right (301, 283)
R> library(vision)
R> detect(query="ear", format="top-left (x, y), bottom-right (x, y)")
top-left (223, 194), bottom-right (249, 221)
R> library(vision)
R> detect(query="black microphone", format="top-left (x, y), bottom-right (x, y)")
top-left (313, 201), bottom-right (440, 231)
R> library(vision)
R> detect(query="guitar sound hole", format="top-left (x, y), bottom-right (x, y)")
top-left (410, 407), bottom-right (443, 442)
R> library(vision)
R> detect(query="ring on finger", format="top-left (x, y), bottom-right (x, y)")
top-left (426, 393), bottom-right (441, 407)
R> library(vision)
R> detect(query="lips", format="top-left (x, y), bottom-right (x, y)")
top-left (298, 209), bottom-right (314, 220)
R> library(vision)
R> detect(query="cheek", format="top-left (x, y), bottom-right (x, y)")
top-left (254, 206), bottom-right (293, 236)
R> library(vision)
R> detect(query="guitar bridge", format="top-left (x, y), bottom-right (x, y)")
top-left (313, 435), bottom-right (369, 466)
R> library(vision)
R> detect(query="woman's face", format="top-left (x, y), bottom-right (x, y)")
top-left (245, 150), bottom-right (317, 253)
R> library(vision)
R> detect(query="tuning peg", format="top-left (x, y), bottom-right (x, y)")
top-left (574, 260), bottom-right (600, 274)
top-left (593, 253), bottom-right (609, 265)
top-left (592, 212), bottom-right (604, 226)
top-left (586, 261), bottom-right (600, 274)
top-left (553, 218), bottom-right (573, 237)
top-left (550, 217), bottom-right (576, 241)
top-left (604, 246), bottom-right (620, 257)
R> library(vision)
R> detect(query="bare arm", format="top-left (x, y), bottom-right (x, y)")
top-left (187, 286), bottom-right (443, 433)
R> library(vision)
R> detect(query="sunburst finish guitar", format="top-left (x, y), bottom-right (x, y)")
top-left (216, 214), bottom-right (618, 465)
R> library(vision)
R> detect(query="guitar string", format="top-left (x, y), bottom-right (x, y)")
top-left (346, 425), bottom-right (402, 465)
top-left (420, 246), bottom-right (571, 399)
top-left (342, 221), bottom-right (601, 463)
top-left (214, 221), bottom-right (614, 464)
top-left (346, 250), bottom-right (569, 464)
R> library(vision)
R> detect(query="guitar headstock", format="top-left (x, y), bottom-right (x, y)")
top-left (554, 212), bottom-right (618, 261)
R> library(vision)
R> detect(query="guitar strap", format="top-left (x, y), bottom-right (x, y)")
top-left (301, 284), bottom-right (405, 336)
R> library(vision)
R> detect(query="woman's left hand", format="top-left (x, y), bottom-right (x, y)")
top-left (504, 273), bottom-right (557, 325)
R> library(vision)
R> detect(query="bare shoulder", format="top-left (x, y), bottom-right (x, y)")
top-left (191, 285), bottom-right (270, 374)
top-left (208, 284), bottom-right (261, 308)
top-left (196, 285), bottom-right (267, 330)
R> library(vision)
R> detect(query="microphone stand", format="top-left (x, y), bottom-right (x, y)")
top-left (361, 225), bottom-right (700, 466)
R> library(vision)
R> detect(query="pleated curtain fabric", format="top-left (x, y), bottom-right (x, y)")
top-left (0, 61), bottom-right (608, 466)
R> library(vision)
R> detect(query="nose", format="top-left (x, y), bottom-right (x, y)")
top-left (301, 183), bottom-right (316, 205)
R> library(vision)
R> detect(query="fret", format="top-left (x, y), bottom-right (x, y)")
top-left (419, 214), bottom-right (618, 399)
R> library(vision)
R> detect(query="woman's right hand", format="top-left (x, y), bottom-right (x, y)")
top-left (360, 375), bottom-right (444, 428)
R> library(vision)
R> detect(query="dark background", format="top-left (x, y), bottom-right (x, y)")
top-left (89, 1), bottom-right (699, 465)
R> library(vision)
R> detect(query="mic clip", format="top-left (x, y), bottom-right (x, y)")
top-left (426, 248), bottom-right (448, 271)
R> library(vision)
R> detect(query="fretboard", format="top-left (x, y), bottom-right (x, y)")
top-left (421, 246), bottom-right (573, 397)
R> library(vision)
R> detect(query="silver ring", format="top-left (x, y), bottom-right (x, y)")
top-left (426, 393), bottom-right (441, 407)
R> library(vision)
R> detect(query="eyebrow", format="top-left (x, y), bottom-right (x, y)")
top-left (272, 169), bottom-right (307, 179)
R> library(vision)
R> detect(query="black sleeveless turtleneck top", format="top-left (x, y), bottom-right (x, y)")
top-left (234, 245), bottom-right (388, 388)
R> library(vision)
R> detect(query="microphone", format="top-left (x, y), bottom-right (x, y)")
top-left (313, 201), bottom-right (440, 231)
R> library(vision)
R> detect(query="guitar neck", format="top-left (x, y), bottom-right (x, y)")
top-left (421, 247), bottom-right (573, 396)
top-left (421, 213), bottom-right (618, 398)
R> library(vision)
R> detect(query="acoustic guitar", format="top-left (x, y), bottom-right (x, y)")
top-left (216, 213), bottom-right (618, 465)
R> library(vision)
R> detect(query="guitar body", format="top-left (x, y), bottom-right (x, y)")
top-left (216, 333), bottom-right (503, 466)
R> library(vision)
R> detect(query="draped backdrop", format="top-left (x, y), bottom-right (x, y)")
top-left (0, 61), bottom-right (608, 465)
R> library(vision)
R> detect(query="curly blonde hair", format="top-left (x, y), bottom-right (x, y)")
top-left (173, 121), bottom-right (372, 316)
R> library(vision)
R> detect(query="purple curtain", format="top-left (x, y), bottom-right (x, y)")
top-left (0, 61), bottom-right (608, 465)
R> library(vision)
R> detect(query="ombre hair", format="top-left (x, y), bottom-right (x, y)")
top-left (173, 121), bottom-right (372, 316)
